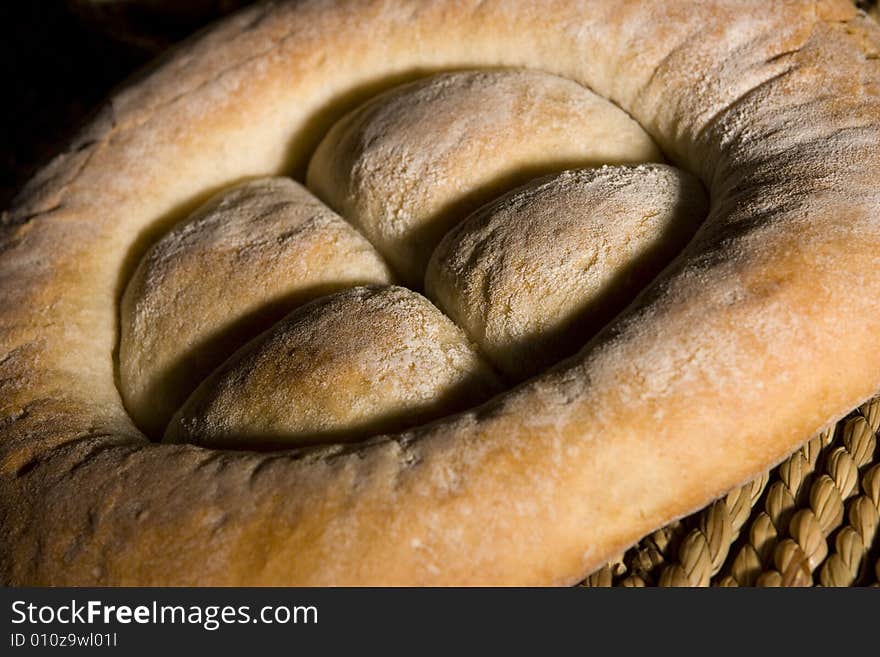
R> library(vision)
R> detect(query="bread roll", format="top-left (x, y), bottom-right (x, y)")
top-left (307, 69), bottom-right (662, 286)
top-left (426, 165), bottom-right (707, 379)
top-left (164, 285), bottom-right (501, 448)
top-left (2, 0), bottom-right (878, 586)
top-left (120, 178), bottom-right (393, 436)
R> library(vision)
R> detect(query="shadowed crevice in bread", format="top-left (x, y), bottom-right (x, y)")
top-left (0, 0), bottom-right (878, 585)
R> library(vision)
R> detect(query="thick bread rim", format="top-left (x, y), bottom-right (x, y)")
top-left (1, 0), bottom-right (879, 585)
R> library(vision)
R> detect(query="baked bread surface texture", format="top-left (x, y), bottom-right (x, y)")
top-left (307, 69), bottom-right (661, 285)
top-left (119, 177), bottom-right (394, 437)
top-left (425, 165), bottom-right (707, 380)
top-left (164, 285), bottom-right (500, 448)
top-left (1, 0), bottom-right (879, 585)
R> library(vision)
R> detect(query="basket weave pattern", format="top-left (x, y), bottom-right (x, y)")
top-left (584, 396), bottom-right (880, 587)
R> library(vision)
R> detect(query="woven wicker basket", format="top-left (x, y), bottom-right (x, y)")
top-left (582, 396), bottom-right (880, 587)
top-left (56, 0), bottom-right (880, 587)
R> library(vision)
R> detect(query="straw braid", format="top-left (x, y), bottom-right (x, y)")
top-left (757, 417), bottom-right (875, 586)
top-left (622, 521), bottom-right (686, 586)
top-left (586, 394), bottom-right (880, 587)
top-left (581, 522), bottom-right (685, 586)
top-left (817, 398), bottom-right (879, 587)
top-left (618, 575), bottom-right (646, 587)
top-left (582, 566), bottom-right (614, 587)
top-left (657, 473), bottom-right (769, 586)
top-left (818, 464), bottom-right (880, 586)
top-left (861, 397), bottom-right (880, 435)
top-left (716, 433), bottom-right (828, 586)
top-left (581, 552), bottom-right (626, 587)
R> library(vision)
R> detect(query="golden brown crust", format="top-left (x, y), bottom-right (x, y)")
top-left (1, 0), bottom-right (879, 585)
top-left (164, 285), bottom-right (501, 449)
top-left (307, 69), bottom-right (660, 285)
top-left (120, 177), bottom-right (393, 437)
top-left (425, 165), bottom-right (707, 380)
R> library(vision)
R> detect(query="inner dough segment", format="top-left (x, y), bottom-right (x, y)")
top-left (163, 285), bottom-right (502, 449)
top-left (119, 177), bottom-right (394, 438)
top-left (426, 165), bottom-right (708, 380)
top-left (306, 69), bottom-right (663, 286)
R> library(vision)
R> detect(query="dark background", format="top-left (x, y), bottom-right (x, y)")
top-left (1, 0), bottom-right (878, 211)
top-left (0, 1), bottom-right (252, 210)
top-left (1, 2), bottom-right (144, 208)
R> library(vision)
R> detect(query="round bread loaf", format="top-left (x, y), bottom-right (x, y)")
top-left (119, 177), bottom-right (393, 437)
top-left (307, 69), bottom-right (661, 285)
top-left (425, 165), bottom-right (708, 380)
top-left (164, 285), bottom-right (501, 449)
top-left (1, 0), bottom-right (879, 586)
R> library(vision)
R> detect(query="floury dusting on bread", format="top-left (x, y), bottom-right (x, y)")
top-left (0, 0), bottom-right (878, 586)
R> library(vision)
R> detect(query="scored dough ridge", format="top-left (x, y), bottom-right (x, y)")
top-left (1, 0), bottom-right (879, 585)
